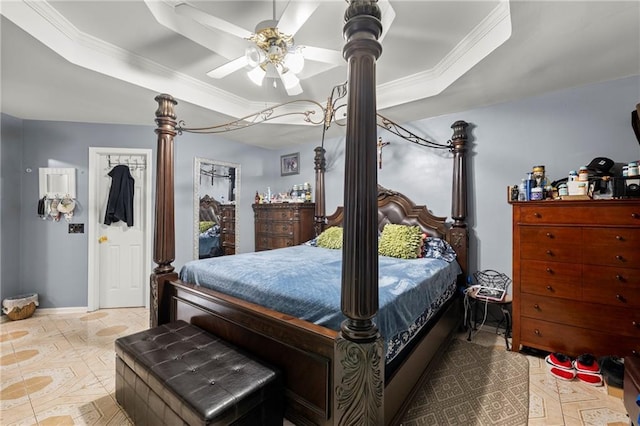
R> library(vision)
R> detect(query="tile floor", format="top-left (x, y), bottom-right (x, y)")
top-left (0, 308), bottom-right (630, 425)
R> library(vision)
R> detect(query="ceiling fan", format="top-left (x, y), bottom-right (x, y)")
top-left (174, 1), bottom-right (344, 96)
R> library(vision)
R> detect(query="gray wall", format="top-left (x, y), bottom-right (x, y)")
top-left (1, 75), bottom-right (638, 308)
top-left (0, 117), bottom-right (276, 308)
top-left (277, 75), bottom-right (640, 282)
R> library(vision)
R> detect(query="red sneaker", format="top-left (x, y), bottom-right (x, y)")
top-left (576, 371), bottom-right (603, 386)
top-left (574, 353), bottom-right (600, 373)
top-left (545, 353), bottom-right (576, 381)
top-left (574, 354), bottom-right (603, 386)
top-left (548, 365), bottom-right (577, 381)
top-left (545, 353), bottom-right (573, 370)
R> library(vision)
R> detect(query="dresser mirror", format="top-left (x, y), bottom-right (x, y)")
top-left (193, 157), bottom-right (239, 260)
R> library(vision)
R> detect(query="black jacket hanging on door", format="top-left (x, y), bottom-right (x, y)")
top-left (104, 165), bottom-right (134, 227)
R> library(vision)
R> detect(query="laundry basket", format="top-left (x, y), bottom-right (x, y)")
top-left (2, 293), bottom-right (39, 320)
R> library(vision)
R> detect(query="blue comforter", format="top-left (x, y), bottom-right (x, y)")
top-left (180, 245), bottom-right (460, 361)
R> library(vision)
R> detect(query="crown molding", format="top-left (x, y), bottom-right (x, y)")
top-left (377, 0), bottom-right (511, 110)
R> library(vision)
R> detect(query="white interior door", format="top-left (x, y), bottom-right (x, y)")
top-left (88, 148), bottom-right (152, 310)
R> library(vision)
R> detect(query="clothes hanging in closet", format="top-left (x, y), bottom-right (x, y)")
top-left (104, 165), bottom-right (134, 227)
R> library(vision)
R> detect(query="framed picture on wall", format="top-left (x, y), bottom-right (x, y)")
top-left (281, 152), bottom-right (300, 176)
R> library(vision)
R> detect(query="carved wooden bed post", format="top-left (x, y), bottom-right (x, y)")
top-left (449, 120), bottom-right (469, 281)
top-left (150, 93), bottom-right (179, 327)
top-left (314, 146), bottom-right (326, 236)
top-left (334, 1), bottom-right (384, 424)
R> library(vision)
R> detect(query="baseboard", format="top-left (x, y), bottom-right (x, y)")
top-left (35, 306), bottom-right (89, 315)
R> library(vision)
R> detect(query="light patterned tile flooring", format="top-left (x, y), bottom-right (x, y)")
top-left (463, 326), bottom-right (628, 426)
top-left (0, 308), bottom-right (629, 425)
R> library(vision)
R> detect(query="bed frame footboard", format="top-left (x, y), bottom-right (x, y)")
top-left (155, 276), bottom-right (461, 426)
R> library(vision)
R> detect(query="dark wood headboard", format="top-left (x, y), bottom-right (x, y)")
top-left (326, 186), bottom-right (449, 238)
top-left (199, 194), bottom-right (220, 224)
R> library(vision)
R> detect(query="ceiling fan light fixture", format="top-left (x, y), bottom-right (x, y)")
top-left (240, 1), bottom-right (306, 96)
top-left (284, 47), bottom-right (304, 74)
top-left (245, 45), bottom-right (265, 68)
top-left (247, 66), bottom-right (266, 86)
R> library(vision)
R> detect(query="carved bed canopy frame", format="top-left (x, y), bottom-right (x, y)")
top-left (150, 1), bottom-right (469, 424)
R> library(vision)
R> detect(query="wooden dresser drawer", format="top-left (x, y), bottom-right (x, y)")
top-left (585, 227), bottom-right (640, 245)
top-left (517, 205), bottom-right (577, 224)
top-left (520, 276), bottom-right (580, 300)
top-left (256, 221), bottom-right (294, 235)
top-left (520, 242), bottom-right (578, 263)
top-left (255, 208), bottom-right (297, 221)
top-left (520, 260), bottom-right (581, 285)
top-left (519, 318), bottom-right (639, 357)
top-left (256, 235), bottom-right (294, 251)
top-left (519, 226), bottom-right (582, 244)
top-left (582, 245), bottom-right (640, 268)
top-left (517, 201), bottom-right (640, 226)
top-left (576, 205), bottom-right (640, 226)
top-left (520, 293), bottom-right (640, 338)
top-left (582, 265), bottom-right (640, 307)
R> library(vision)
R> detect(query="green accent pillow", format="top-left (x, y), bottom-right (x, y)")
top-left (378, 224), bottom-right (423, 259)
top-left (199, 221), bottom-right (215, 233)
top-left (316, 226), bottom-right (343, 249)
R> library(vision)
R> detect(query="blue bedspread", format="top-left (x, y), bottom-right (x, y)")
top-left (180, 245), bottom-right (460, 362)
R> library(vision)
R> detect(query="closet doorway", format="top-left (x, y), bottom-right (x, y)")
top-left (88, 147), bottom-right (152, 310)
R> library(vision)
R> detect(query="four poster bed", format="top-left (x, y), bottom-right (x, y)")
top-left (150, 3), bottom-right (469, 425)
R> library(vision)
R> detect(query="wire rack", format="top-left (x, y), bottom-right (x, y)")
top-left (472, 269), bottom-right (512, 291)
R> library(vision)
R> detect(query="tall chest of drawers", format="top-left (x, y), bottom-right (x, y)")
top-left (512, 200), bottom-right (640, 357)
top-left (253, 203), bottom-right (315, 251)
top-left (219, 204), bottom-right (236, 255)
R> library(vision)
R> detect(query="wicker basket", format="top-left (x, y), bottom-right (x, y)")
top-left (3, 293), bottom-right (38, 321)
top-left (5, 302), bottom-right (37, 321)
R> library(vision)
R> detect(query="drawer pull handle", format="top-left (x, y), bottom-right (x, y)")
top-left (534, 212), bottom-right (541, 218)
top-left (533, 304), bottom-right (540, 310)
top-left (546, 285), bottom-right (553, 292)
top-left (616, 235), bottom-right (624, 241)
top-left (616, 274), bottom-right (624, 281)
top-left (615, 255), bottom-right (624, 261)
top-left (546, 250), bottom-right (553, 256)
top-left (633, 321), bottom-right (639, 328)
top-left (546, 232), bottom-right (553, 238)
top-left (632, 213), bottom-right (639, 219)
top-left (546, 268), bottom-right (553, 274)
top-left (616, 294), bottom-right (625, 302)
top-left (534, 329), bottom-right (541, 336)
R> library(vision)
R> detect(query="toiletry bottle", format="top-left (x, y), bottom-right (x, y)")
top-left (525, 172), bottom-right (535, 201)
top-left (518, 179), bottom-right (527, 201)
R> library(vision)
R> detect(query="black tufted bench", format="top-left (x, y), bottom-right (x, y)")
top-left (115, 320), bottom-right (284, 425)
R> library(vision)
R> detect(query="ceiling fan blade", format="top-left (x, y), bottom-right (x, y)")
top-left (301, 46), bottom-right (343, 65)
top-left (276, 1), bottom-right (320, 36)
top-left (206, 56), bottom-right (249, 79)
top-left (174, 2), bottom-right (252, 39)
